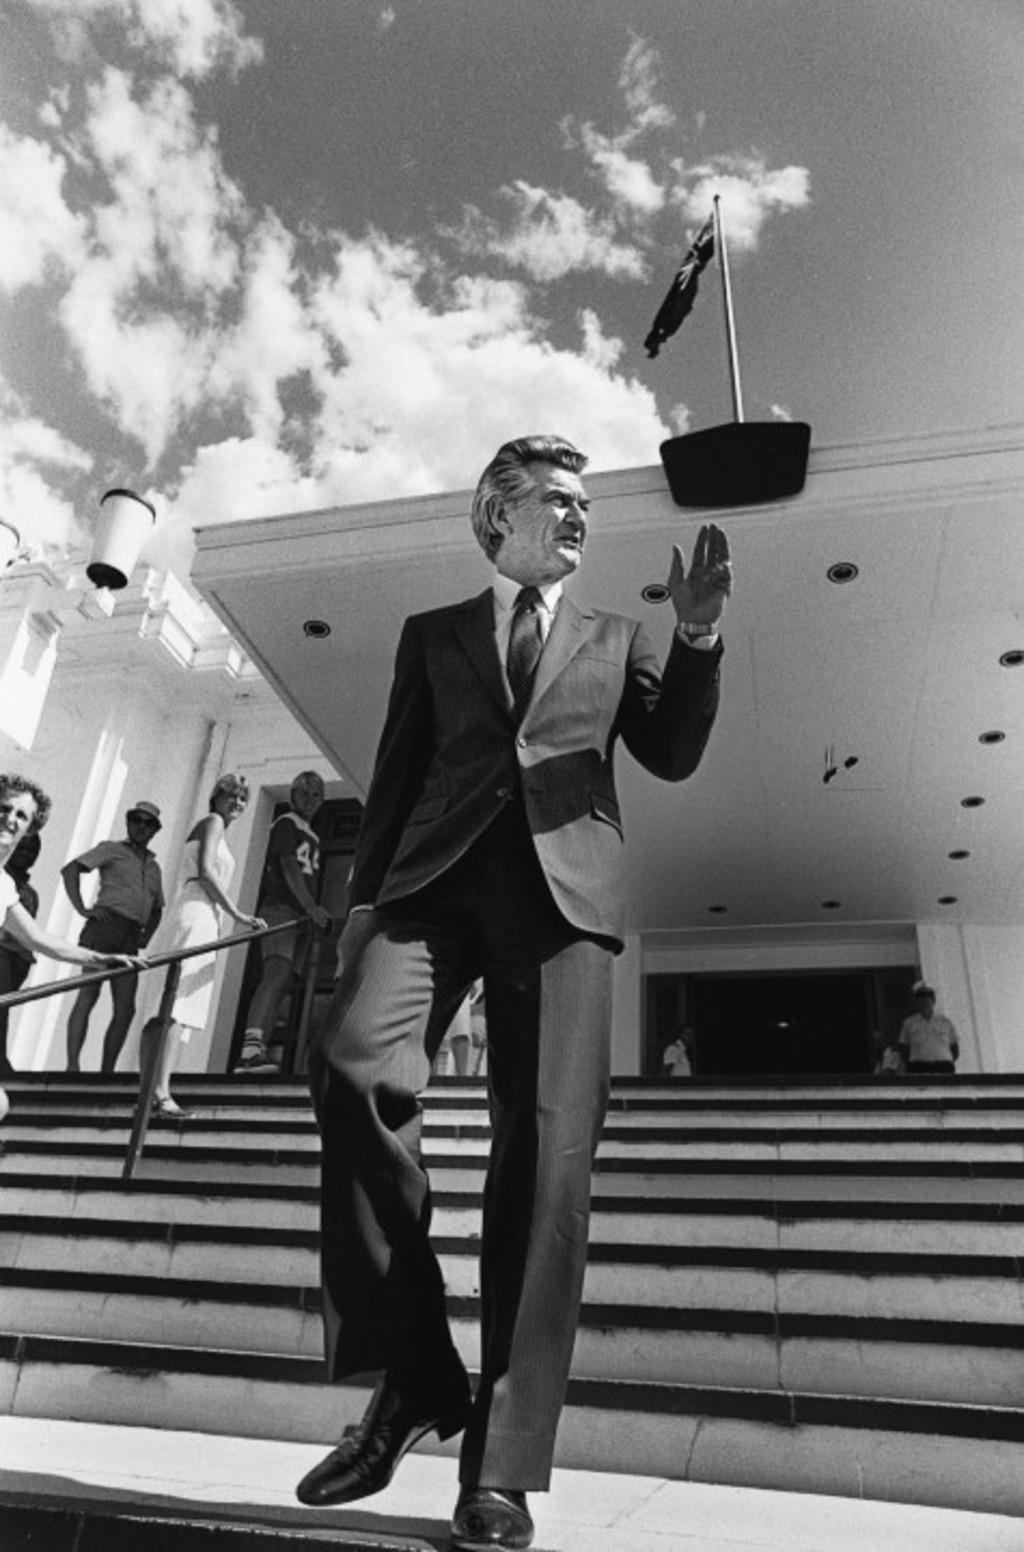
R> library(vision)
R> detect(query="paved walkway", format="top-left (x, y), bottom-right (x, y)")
top-left (0, 1417), bottom-right (1021, 1550)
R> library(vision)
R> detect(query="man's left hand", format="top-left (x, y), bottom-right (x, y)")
top-left (668, 522), bottom-right (733, 628)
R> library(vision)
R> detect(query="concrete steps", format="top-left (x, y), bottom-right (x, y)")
top-left (2, 1074), bottom-right (1024, 1514)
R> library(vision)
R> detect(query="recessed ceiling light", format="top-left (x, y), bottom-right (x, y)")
top-left (707, 904), bottom-right (728, 914)
top-left (960, 795), bottom-right (985, 808)
top-left (827, 562), bottom-right (859, 584)
top-left (979, 730), bottom-right (1005, 745)
top-left (938, 896), bottom-right (958, 905)
top-left (821, 900), bottom-right (842, 909)
top-left (948, 849), bottom-right (970, 860)
top-left (641, 583), bottom-right (670, 604)
top-left (303, 619), bottom-right (331, 639)
top-left (999, 650), bottom-right (1024, 667)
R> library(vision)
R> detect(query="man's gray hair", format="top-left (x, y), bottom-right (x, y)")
top-left (470, 435), bottom-right (588, 561)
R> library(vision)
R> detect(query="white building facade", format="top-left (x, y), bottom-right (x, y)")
top-left (2, 425), bottom-right (1023, 1076)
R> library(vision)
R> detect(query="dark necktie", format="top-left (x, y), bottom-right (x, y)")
top-left (506, 585), bottom-right (543, 719)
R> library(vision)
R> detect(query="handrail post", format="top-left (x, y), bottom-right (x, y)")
top-left (122, 960), bottom-right (181, 1181)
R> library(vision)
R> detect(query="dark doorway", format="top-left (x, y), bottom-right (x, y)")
top-left (694, 971), bottom-right (870, 1076)
top-left (643, 964), bottom-right (920, 1078)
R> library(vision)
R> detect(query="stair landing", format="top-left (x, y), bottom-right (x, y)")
top-left (0, 1416), bottom-right (1021, 1552)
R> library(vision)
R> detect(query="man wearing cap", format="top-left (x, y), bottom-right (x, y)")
top-left (897, 982), bottom-right (960, 1075)
top-left (63, 801), bottom-right (165, 1073)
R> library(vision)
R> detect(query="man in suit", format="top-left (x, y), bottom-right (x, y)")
top-left (298, 434), bottom-right (731, 1551)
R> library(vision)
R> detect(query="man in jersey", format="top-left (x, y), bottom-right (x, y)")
top-left (233, 771), bottom-right (331, 1072)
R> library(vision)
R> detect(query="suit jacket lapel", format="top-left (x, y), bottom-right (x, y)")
top-left (528, 593), bottom-right (596, 712)
top-left (451, 589), bottom-right (509, 716)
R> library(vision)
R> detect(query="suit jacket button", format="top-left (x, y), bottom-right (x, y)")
top-left (495, 786), bottom-right (511, 800)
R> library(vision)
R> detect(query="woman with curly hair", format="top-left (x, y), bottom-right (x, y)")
top-left (0, 775), bottom-right (144, 1119)
top-left (141, 773), bottom-right (264, 1118)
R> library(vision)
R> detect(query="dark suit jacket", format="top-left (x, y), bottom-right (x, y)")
top-left (348, 587), bottom-right (722, 947)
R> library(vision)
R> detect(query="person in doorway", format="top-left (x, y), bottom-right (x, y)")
top-left (433, 993), bottom-right (474, 1078)
top-left (468, 979), bottom-right (487, 1076)
top-left (62, 801), bottom-right (165, 1072)
top-left (296, 433), bottom-right (731, 1552)
top-left (233, 771), bottom-right (331, 1073)
top-left (661, 1023), bottom-right (695, 1078)
top-left (897, 982), bottom-right (960, 1074)
top-left (0, 775), bottom-right (144, 1119)
top-left (141, 774), bottom-right (265, 1119)
top-left (0, 831), bottom-right (41, 1077)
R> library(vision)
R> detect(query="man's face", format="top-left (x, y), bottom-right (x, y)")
top-left (916, 996), bottom-right (935, 1019)
top-left (495, 462), bottom-right (590, 585)
top-left (0, 790), bottom-right (37, 849)
top-left (126, 813), bottom-right (159, 847)
top-left (291, 779), bottom-right (324, 823)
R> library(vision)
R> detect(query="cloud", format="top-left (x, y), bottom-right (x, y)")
top-left (26, 0), bottom-right (262, 80)
top-left (0, 125), bottom-right (85, 293)
top-left (450, 181), bottom-right (646, 282)
top-left (301, 234), bottom-right (666, 499)
top-left (206, 214), bottom-right (327, 445)
top-left (0, 379), bottom-right (93, 552)
top-left (618, 34), bottom-right (675, 137)
top-left (672, 157), bottom-right (811, 253)
top-left (159, 231), bottom-right (667, 564)
top-left (576, 135), bottom-right (665, 217)
top-left (0, 20), bottom-right (806, 581)
top-left (561, 34), bottom-right (671, 218)
top-left (53, 67), bottom-right (250, 462)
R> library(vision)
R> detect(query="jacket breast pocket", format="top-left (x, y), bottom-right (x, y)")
top-left (589, 791), bottom-right (623, 839)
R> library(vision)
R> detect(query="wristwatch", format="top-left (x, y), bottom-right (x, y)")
top-left (678, 620), bottom-right (717, 639)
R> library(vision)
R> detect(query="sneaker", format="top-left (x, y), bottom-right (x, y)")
top-left (232, 1042), bottom-right (279, 1074)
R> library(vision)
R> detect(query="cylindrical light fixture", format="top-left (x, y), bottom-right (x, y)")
top-left (87, 488), bottom-right (156, 590)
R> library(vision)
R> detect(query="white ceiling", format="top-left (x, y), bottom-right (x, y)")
top-left (193, 425), bottom-right (1024, 931)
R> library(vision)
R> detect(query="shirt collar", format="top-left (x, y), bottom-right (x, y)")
top-left (492, 571), bottom-right (563, 616)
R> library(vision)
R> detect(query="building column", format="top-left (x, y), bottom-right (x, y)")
top-left (610, 932), bottom-right (642, 1075)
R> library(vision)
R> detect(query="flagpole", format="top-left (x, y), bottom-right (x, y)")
top-left (713, 194), bottom-right (745, 424)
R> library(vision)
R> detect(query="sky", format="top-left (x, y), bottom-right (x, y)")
top-left (1, 0), bottom-right (1022, 577)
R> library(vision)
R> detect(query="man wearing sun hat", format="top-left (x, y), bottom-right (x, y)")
top-left (62, 800), bottom-right (165, 1073)
top-left (897, 981), bottom-right (960, 1075)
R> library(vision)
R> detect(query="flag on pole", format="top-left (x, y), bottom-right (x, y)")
top-left (643, 214), bottom-right (715, 358)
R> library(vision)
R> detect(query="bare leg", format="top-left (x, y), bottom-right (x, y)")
top-left (100, 971), bottom-right (138, 1073)
top-left (153, 1022), bottom-right (184, 1102)
top-left (66, 982), bottom-right (102, 1072)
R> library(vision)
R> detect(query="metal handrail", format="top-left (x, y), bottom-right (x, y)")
top-left (0, 916), bottom-right (321, 1179)
top-left (0, 917), bottom-right (300, 1009)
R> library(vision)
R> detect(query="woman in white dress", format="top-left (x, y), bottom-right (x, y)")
top-left (144, 773), bottom-right (264, 1118)
top-left (0, 774), bottom-right (144, 1121)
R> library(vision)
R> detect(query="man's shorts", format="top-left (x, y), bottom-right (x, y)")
top-left (259, 903), bottom-right (312, 974)
top-left (79, 909), bottom-right (145, 956)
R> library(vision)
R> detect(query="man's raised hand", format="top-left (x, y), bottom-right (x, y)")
top-left (668, 522), bottom-right (733, 628)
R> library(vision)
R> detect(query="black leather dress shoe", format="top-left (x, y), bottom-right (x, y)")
top-left (450, 1487), bottom-right (534, 1551)
top-left (295, 1370), bottom-right (471, 1507)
